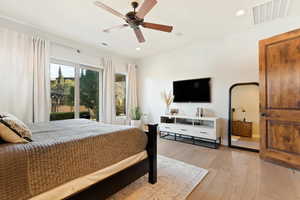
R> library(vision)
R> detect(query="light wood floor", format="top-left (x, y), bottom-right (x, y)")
top-left (157, 138), bottom-right (300, 200)
top-left (231, 136), bottom-right (260, 150)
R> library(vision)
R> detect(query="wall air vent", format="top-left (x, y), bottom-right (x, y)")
top-left (252, 0), bottom-right (290, 25)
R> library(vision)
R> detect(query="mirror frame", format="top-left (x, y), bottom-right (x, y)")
top-left (228, 82), bottom-right (260, 152)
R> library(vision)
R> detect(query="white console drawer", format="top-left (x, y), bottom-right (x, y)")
top-left (159, 124), bottom-right (176, 131)
top-left (159, 123), bottom-right (217, 140)
top-left (178, 129), bottom-right (216, 140)
top-left (198, 130), bottom-right (216, 140)
top-left (160, 127), bottom-right (182, 135)
top-left (159, 126), bottom-right (173, 132)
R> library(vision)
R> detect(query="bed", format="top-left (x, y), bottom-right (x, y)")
top-left (0, 119), bottom-right (157, 200)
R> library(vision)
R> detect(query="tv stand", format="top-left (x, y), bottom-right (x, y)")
top-left (159, 115), bottom-right (221, 149)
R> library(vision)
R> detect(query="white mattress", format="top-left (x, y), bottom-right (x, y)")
top-left (30, 151), bottom-right (148, 200)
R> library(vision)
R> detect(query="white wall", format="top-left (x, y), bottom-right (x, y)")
top-left (137, 16), bottom-right (300, 144)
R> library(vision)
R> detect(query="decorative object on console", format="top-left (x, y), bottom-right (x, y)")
top-left (162, 90), bottom-right (174, 115)
top-left (130, 106), bottom-right (142, 128)
top-left (170, 108), bottom-right (179, 115)
top-left (196, 108), bottom-right (204, 118)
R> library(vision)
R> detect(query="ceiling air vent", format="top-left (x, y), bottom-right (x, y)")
top-left (252, 0), bottom-right (290, 25)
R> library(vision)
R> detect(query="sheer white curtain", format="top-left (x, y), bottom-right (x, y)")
top-left (102, 57), bottom-right (115, 123)
top-left (0, 28), bottom-right (50, 123)
top-left (0, 28), bottom-right (34, 122)
top-left (127, 64), bottom-right (138, 118)
top-left (32, 38), bottom-right (50, 122)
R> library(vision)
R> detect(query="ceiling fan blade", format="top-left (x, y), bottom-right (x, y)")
top-left (134, 28), bottom-right (146, 43)
top-left (94, 1), bottom-right (126, 19)
top-left (142, 22), bottom-right (173, 32)
top-left (136, 0), bottom-right (158, 19)
top-left (103, 24), bottom-right (129, 33)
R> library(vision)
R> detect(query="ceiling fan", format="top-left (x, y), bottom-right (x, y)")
top-left (94, 0), bottom-right (173, 43)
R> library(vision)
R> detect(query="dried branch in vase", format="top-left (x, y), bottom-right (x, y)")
top-left (162, 90), bottom-right (174, 107)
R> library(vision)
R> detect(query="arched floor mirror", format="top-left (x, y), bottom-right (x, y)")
top-left (228, 82), bottom-right (260, 152)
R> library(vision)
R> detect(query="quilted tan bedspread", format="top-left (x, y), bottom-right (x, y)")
top-left (0, 119), bottom-right (148, 200)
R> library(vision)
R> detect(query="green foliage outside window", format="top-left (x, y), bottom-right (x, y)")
top-left (80, 70), bottom-right (100, 121)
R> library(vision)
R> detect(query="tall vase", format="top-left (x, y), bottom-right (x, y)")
top-left (165, 105), bottom-right (170, 115)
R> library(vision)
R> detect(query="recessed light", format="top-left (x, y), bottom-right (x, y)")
top-left (101, 42), bottom-right (108, 47)
top-left (136, 47), bottom-right (141, 51)
top-left (175, 32), bottom-right (184, 37)
top-left (236, 9), bottom-right (246, 17)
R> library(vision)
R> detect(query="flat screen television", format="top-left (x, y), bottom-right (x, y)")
top-left (173, 78), bottom-right (211, 103)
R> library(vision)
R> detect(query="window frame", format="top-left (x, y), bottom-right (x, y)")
top-left (114, 72), bottom-right (128, 119)
top-left (50, 58), bottom-right (103, 121)
top-left (50, 59), bottom-right (76, 116)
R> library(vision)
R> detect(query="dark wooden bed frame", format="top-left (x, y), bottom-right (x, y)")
top-left (66, 124), bottom-right (158, 200)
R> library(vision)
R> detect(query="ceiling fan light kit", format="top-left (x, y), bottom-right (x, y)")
top-left (94, 0), bottom-right (173, 43)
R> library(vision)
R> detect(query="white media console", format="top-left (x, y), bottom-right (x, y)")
top-left (159, 115), bottom-right (221, 148)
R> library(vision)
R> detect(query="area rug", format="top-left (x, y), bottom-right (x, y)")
top-left (108, 155), bottom-right (208, 200)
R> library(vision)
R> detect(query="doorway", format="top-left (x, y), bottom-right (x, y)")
top-left (228, 82), bottom-right (260, 152)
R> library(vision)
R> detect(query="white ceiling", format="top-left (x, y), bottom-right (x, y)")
top-left (0, 0), bottom-right (299, 59)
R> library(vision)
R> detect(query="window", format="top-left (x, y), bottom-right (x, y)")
top-left (80, 67), bottom-right (100, 121)
top-left (50, 60), bottom-right (102, 121)
top-left (115, 74), bottom-right (127, 117)
top-left (50, 63), bottom-right (75, 118)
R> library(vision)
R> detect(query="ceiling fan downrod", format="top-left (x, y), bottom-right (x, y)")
top-left (131, 1), bottom-right (139, 13)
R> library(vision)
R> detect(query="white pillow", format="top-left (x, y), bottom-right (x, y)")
top-left (0, 113), bottom-right (32, 143)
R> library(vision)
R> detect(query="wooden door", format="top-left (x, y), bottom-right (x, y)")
top-left (259, 29), bottom-right (300, 169)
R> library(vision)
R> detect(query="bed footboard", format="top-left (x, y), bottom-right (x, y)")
top-left (66, 124), bottom-right (158, 200)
